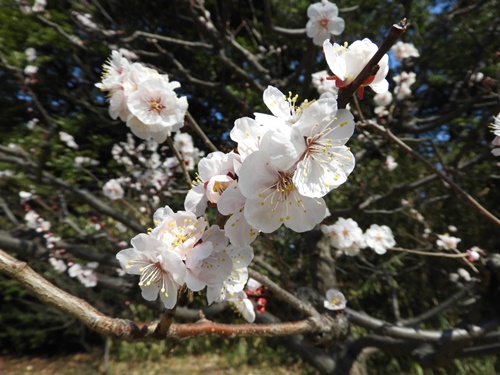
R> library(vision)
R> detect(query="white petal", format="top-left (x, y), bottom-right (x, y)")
top-left (260, 125), bottom-right (305, 171)
top-left (141, 283), bottom-right (160, 301)
top-left (223, 210), bottom-right (259, 247)
top-left (184, 184), bottom-right (209, 216)
top-left (218, 181), bottom-right (246, 215)
top-left (262, 86), bottom-right (290, 120)
top-left (158, 277), bottom-right (179, 309)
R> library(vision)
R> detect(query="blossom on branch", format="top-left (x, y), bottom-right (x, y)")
top-left (238, 149), bottom-right (327, 233)
top-left (393, 71), bottom-right (416, 100)
top-left (184, 151), bottom-right (241, 216)
top-left (255, 86), bottom-right (356, 197)
top-left (323, 38), bottom-right (389, 99)
top-left (324, 288), bottom-right (346, 311)
top-left (364, 224), bottom-right (396, 255)
top-left (391, 41), bottom-right (420, 61)
top-left (321, 217), bottom-right (365, 256)
top-left (311, 70), bottom-right (339, 96)
top-left (306, 0), bottom-right (345, 46)
top-left (96, 51), bottom-right (188, 143)
top-left (117, 234), bottom-right (186, 309)
top-left (102, 178), bottom-right (125, 200)
top-left (436, 233), bottom-right (461, 250)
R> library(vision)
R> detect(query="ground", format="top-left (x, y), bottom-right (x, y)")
top-left (0, 352), bottom-right (308, 375)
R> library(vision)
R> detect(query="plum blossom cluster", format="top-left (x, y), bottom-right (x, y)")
top-left (96, 51), bottom-right (188, 143)
top-left (184, 85), bottom-right (356, 247)
top-left (116, 206), bottom-right (254, 316)
top-left (226, 278), bottom-right (265, 323)
top-left (321, 218), bottom-right (396, 256)
top-left (68, 262), bottom-right (98, 288)
top-left (391, 41), bottom-right (420, 61)
top-left (103, 132), bottom-right (202, 208)
top-left (20, 191), bottom-right (99, 288)
top-left (393, 71), bottom-right (417, 100)
top-left (370, 42), bottom-right (419, 118)
top-left (306, 0), bottom-right (345, 46)
top-left (115, 83), bottom-right (357, 316)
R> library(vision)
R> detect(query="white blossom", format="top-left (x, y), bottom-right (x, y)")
top-left (364, 224), bottom-right (396, 255)
top-left (226, 291), bottom-right (256, 323)
top-left (254, 86), bottom-right (356, 198)
top-left (32, 0), bottom-right (46, 12)
top-left (311, 70), bottom-right (339, 96)
top-left (59, 131), bottom-right (79, 149)
top-left (184, 151), bottom-right (241, 216)
top-left (384, 155), bottom-right (398, 171)
top-left (436, 233), bottom-right (461, 250)
top-left (116, 234), bottom-right (186, 309)
top-left (324, 289), bottom-right (346, 311)
top-left (25, 48), bottom-right (37, 62)
top-left (321, 217), bottom-right (365, 256)
top-left (24, 65), bottom-right (38, 76)
top-left (49, 258), bottom-right (67, 273)
top-left (127, 79), bottom-right (188, 142)
top-left (238, 150), bottom-right (327, 233)
top-left (102, 179), bottom-right (125, 200)
top-left (306, 1), bottom-right (345, 46)
top-left (391, 41), bottom-right (420, 61)
top-left (374, 91), bottom-right (393, 107)
top-left (323, 38), bottom-right (389, 99)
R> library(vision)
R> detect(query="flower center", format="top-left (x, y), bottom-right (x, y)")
top-left (148, 98), bottom-right (166, 113)
top-left (274, 172), bottom-right (295, 195)
top-left (329, 296), bottom-right (341, 305)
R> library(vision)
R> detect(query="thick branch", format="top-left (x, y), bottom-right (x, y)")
top-left (0, 249), bottom-right (323, 341)
top-left (346, 307), bottom-right (499, 342)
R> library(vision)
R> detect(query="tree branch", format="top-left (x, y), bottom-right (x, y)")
top-left (0, 249), bottom-right (332, 341)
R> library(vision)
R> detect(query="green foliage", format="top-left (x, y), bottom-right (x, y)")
top-left (0, 0), bottom-right (499, 373)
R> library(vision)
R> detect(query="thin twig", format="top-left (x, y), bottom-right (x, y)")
top-left (362, 120), bottom-right (500, 227)
top-left (166, 136), bottom-right (192, 189)
top-left (185, 111), bottom-right (218, 153)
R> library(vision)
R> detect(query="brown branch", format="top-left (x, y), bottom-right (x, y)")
top-left (185, 111), bottom-right (218, 153)
top-left (249, 268), bottom-right (322, 320)
top-left (166, 136), bottom-right (192, 189)
top-left (121, 30), bottom-right (213, 48)
top-left (0, 248), bottom-right (323, 341)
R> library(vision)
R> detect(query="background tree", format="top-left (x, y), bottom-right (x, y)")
top-left (0, 0), bottom-right (499, 374)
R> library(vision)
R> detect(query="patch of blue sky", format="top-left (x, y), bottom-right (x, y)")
top-left (427, 1), bottom-right (452, 15)
top-left (17, 92), bottom-right (32, 102)
top-left (95, 94), bottom-right (105, 104)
